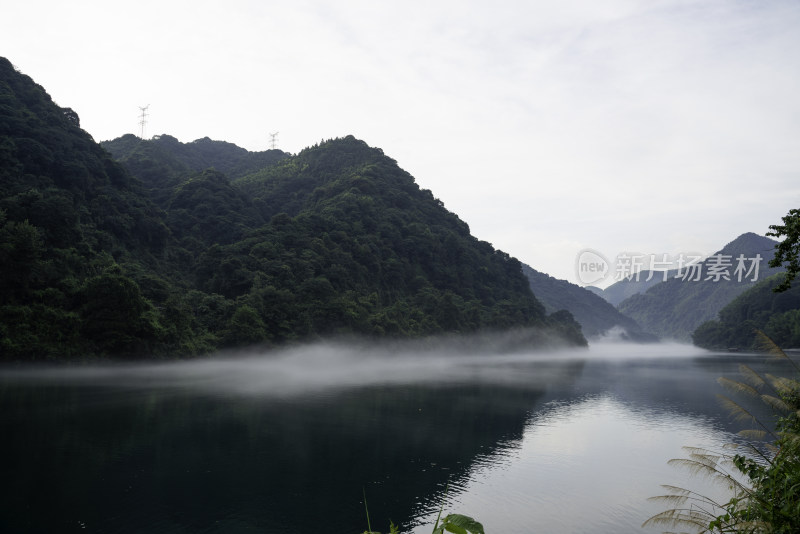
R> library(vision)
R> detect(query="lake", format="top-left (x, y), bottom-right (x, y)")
top-left (0, 340), bottom-right (789, 534)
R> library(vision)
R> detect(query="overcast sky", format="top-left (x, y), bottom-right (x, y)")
top-left (4, 0), bottom-right (799, 286)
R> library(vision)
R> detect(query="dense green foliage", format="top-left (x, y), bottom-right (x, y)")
top-left (0, 57), bottom-right (584, 360)
top-left (0, 57), bottom-right (171, 359)
top-left (767, 208), bottom-right (800, 293)
top-left (617, 233), bottom-right (782, 341)
top-left (521, 263), bottom-right (655, 340)
top-left (726, 424), bottom-right (800, 533)
top-left (101, 133), bottom-right (287, 196)
top-left (692, 273), bottom-right (800, 350)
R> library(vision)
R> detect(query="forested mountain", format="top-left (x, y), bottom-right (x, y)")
top-left (521, 264), bottom-right (655, 341)
top-left (0, 57), bottom-right (585, 360)
top-left (0, 57), bottom-right (175, 359)
top-left (616, 233), bottom-right (781, 341)
top-left (589, 276), bottom-right (666, 307)
top-left (692, 273), bottom-right (800, 350)
top-left (102, 133), bottom-right (287, 183)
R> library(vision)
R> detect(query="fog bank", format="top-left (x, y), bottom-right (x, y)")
top-left (0, 332), bottom-right (710, 397)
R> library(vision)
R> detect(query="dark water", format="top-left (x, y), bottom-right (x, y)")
top-left (0, 342), bottom-right (790, 534)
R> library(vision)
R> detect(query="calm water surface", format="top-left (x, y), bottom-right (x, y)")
top-left (0, 341), bottom-right (788, 534)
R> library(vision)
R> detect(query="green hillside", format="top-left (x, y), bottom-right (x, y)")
top-left (521, 264), bottom-right (655, 341)
top-left (590, 276), bottom-right (665, 307)
top-left (102, 134), bottom-right (287, 184)
top-left (0, 57), bottom-right (172, 359)
top-left (617, 233), bottom-right (782, 341)
top-left (0, 57), bottom-right (585, 361)
top-left (692, 273), bottom-right (800, 350)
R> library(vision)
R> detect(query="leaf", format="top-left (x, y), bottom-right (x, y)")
top-left (641, 508), bottom-right (709, 529)
top-left (738, 429), bottom-right (768, 441)
top-left (363, 488), bottom-right (373, 534)
top-left (717, 394), bottom-right (759, 425)
top-left (646, 494), bottom-right (689, 506)
top-left (739, 364), bottom-right (767, 389)
top-left (755, 329), bottom-right (789, 360)
top-left (659, 484), bottom-right (693, 495)
top-left (767, 375), bottom-right (800, 396)
top-left (667, 458), bottom-right (728, 483)
top-left (761, 394), bottom-right (790, 414)
top-left (439, 514), bottom-right (484, 534)
top-left (718, 377), bottom-right (760, 399)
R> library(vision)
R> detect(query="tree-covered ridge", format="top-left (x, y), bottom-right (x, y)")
top-left (521, 263), bottom-right (655, 341)
top-left (616, 232), bottom-right (781, 341)
top-left (592, 232), bottom-right (780, 308)
top-left (139, 134), bottom-right (585, 344)
top-left (692, 273), bottom-right (800, 350)
top-left (0, 60), bottom-right (168, 253)
top-left (0, 57), bottom-right (585, 360)
top-left (589, 275), bottom-right (665, 307)
top-left (102, 133), bottom-right (287, 182)
top-left (234, 136), bottom-right (420, 219)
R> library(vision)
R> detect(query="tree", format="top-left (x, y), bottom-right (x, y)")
top-left (223, 305), bottom-right (267, 346)
top-left (0, 218), bottom-right (45, 301)
top-left (78, 273), bottom-right (163, 356)
top-left (767, 208), bottom-right (800, 292)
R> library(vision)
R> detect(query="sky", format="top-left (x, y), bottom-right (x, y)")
top-left (3, 0), bottom-right (800, 286)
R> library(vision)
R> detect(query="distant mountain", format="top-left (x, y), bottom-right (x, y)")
top-left (692, 272), bottom-right (800, 350)
top-left (584, 285), bottom-right (607, 299)
top-left (521, 264), bottom-right (655, 341)
top-left (0, 56), bottom-right (585, 360)
top-left (617, 233), bottom-right (782, 341)
top-left (589, 276), bottom-right (666, 307)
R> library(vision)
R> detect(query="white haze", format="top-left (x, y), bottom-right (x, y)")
top-left (2, 0), bottom-right (799, 284)
top-left (0, 335), bottom-right (710, 397)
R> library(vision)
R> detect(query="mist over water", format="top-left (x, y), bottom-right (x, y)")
top-left (0, 333), bottom-right (708, 397)
top-left (2, 335), bottom-right (769, 534)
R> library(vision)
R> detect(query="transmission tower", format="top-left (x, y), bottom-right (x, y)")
top-left (269, 131), bottom-right (279, 150)
top-left (138, 105), bottom-right (150, 139)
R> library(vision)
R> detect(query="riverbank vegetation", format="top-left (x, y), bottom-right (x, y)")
top-left (645, 332), bottom-right (800, 533)
top-left (692, 274), bottom-right (800, 351)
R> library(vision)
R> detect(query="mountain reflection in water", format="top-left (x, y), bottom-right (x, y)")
top-left (0, 341), bottom-right (784, 534)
